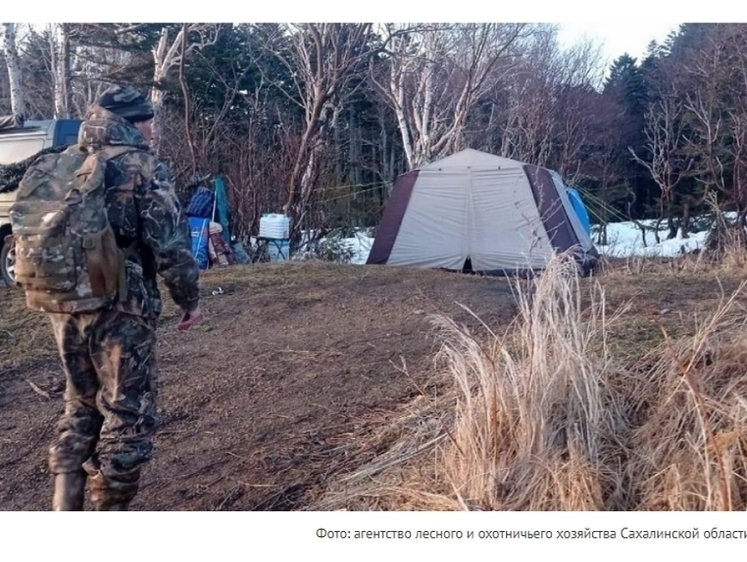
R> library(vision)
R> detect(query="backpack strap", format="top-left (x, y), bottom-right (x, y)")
top-left (95, 145), bottom-right (142, 304)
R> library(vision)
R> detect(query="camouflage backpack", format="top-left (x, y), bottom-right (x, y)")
top-left (9, 144), bottom-right (136, 313)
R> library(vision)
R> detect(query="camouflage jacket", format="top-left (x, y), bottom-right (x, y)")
top-left (77, 106), bottom-right (199, 318)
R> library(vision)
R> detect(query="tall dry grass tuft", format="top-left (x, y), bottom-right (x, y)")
top-left (432, 253), bottom-right (626, 510)
top-left (630, 281), bottom-right (747, 510)
top-left (702, 223), bottom-right (747, 271)
top-left (310, 252), bottom-right (747, 511)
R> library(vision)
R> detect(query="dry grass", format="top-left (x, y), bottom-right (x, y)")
top-left (430, 254), bottom-right (627, 510)
top-left (313, 250), bottom-right (747, 511)
top-left (629, 286), bottom-right (747, 510)
top-left (0, 290), bottom-right (57, 371)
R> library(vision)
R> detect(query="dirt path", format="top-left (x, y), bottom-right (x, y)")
top-left (0, 262), bottom-right (519, 510)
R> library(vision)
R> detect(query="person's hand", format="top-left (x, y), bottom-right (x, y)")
top-left (177, 305), bottom-right (203, 331)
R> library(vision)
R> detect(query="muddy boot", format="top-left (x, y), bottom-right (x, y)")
top-left (87, 466), bottom-right (139, 511)
top-left (52, 471), bottom-right (86, 511)
top-left (94, 501), bottom-right (130, 511)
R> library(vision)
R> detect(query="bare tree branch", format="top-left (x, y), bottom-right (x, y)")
top-left (1, 23), bottom-right (27, 120)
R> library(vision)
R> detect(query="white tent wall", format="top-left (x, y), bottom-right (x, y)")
top-left (387, 153), bottom-right (556, 271)
top-left (388, 168), bottom-right (468, 269)
top-left (468, 167), bottom-right (554, 271)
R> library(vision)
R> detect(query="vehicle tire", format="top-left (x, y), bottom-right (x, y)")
top-left (0, 239), bottom-right (16, 288)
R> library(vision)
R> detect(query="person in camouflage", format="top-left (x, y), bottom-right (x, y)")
top-left (48, 84), bottom-right (202, 511)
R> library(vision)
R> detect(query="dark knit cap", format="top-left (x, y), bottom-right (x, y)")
top-left (97, 84), bottom-right (155, 123)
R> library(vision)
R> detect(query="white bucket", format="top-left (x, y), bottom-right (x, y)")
top-left (259, 213), bottom-right (290, 239)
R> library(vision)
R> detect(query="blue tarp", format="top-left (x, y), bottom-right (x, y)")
top-left (188, 217), bottom-right (210, 270)
top-left (567, 187), bottom-right (592, 236)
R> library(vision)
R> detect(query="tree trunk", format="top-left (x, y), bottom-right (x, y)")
top-left (149, 27), bottom-right (172, 153)
top-left (652, 218), bottom-right (661, 244)
top-left (51, 24), bottom-right (72, 119)
top-left (739, 208), bottom-right (747, 230)
top-left (599, 223), bottom-right (608, 246)
top-left (349, 105), bottom-right (361, 188)
top-left (666, 208), bottom-right (678, 240)
top-left (681, 198), bottom-right (691, 239)
top-left (149, 88), bottom-right (165, 153)
top-left (283, 101), bottom-right (325, 216)
top-left (635, 221), bottom-right (648, 247)
top-left (332, 105), bottom-right (342, 184)
top-left (1, 23), bottom-right (27, 121)
top-left (391, 78), bottom-right (415, 169)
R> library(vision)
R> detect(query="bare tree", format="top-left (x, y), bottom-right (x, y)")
top-left (1, 23), bottom-right (26, 121)
top-left (150, 23), bottom-right (221, 151)
top-left (680, 24), bottom-right (747, 235)
top-left (498, 27), bottom-right (604, 171)
top-left (630, 93), bottom-right (694, 240)
top-left (208, 89), bottom-right (299, 241)
top-left (173, 32), bottom-right (252, 180)
top-left (553, 84), bottom-right (599, 180)
top-left (255, 23), bottom-right (372, 231)
top-left (726, 26), bottom-right (747, 229)
top-left (582, 93), bottom-right (630, 246)
top-left (551, 41), bottom-right (605, 179)
top-left (499, 34), bottom-right (557, 165)
top-left (48, 24), bottom-right (72, 118)
top-left (62, 24), bottom-right (143, 117)
top-left (371, 23), bottom-right (532, 169)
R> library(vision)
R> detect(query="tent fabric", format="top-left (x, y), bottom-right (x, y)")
top-left (366, 171), bottom-right (418, 265)
top-left (367, 149), bottom-right (598, 275)
top-left (188, 217), bottom-right (210, 270)
top-left (566, 187), bottom-right (592, 235)
top-left (212, 176), bottom-right (232, 245)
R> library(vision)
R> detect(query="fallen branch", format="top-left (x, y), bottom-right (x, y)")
top-left (27, 380), bottom-right (50, 399)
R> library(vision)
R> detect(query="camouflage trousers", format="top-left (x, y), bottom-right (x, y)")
top-left (48, 309), bottom-right (158, 508)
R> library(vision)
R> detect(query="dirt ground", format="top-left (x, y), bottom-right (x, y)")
top-left (0, 261), bottom-right (522, 511)
top-left (2, 258), bottom-right (745, 511)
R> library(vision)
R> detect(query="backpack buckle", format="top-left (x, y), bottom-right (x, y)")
top-left (82, 237), bottom-right (96, 250)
